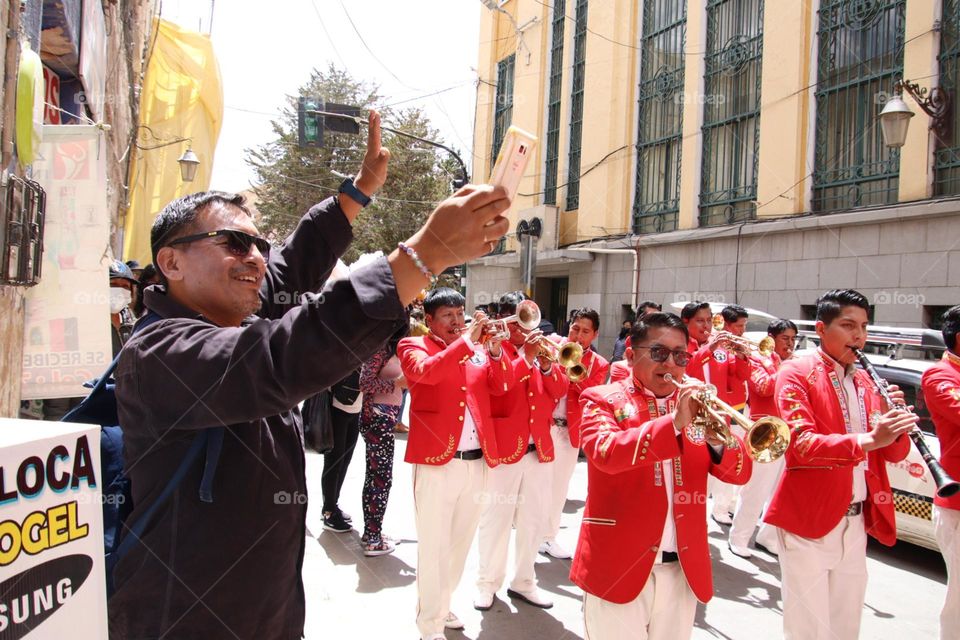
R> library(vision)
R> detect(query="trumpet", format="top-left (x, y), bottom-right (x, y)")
top-left (534, 336), bottom-right (587, 382)
top-left (714, 332), bottom-right (776, 358)
top-left (664, 373), bottom-right (791, 463)
top-left (481, 299), bottom-right (542, 344)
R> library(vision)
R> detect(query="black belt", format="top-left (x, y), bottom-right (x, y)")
top-left (526, 443), bottom-right (537, 455)
top-left (554, 418), bottom-right (568, 428)
top-left (845, 502), bottom-right (863, 516)
top-left (453, 449), bottom-right (483, 461)
top-left (661, 551), bottom-right (679, 563)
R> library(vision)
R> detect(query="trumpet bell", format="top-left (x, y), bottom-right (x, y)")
top-left (746, 416), bottom-right (791, 464)
top-left (566, 362), bottom-right (588, 383)
top-left (758, 336), bottom-right (776, 357)
top-left (712, 314), bottom-right (725, 331)
top-left (557, 341), bottom-right (583, 368)
top-left (515, 300), bottom-right (541, 331)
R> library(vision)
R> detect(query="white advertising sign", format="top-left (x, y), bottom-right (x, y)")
top-left (0, 418), bottom-right (107, 639)
top-left (22, 125), bottom-right (113, 400)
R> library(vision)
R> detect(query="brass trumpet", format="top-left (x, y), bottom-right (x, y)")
top-left (533, 335), bottom-right (587, 383)
top-left (715, 332), bottom-right (776, 358)
top-left (481, 299), bottom-right (542, 344)
top-left (664, 373), bottom-right (791, 463)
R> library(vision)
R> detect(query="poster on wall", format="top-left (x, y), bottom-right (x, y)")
top-left (21, 125), bottom-right (112, 400)
top-left (0, 418), bottom-right (107, 639)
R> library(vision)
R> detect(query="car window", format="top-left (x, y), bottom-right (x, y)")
top-left (872, 367), bottom-right (936, 437)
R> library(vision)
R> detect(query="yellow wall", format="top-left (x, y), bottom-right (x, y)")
top-left (473, 0), bottom-right (949, 243)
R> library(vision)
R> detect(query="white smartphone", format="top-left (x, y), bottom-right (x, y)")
top-left (489, 125), bottom-right (538, 201)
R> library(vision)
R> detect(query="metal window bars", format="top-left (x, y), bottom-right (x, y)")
top-left (936, 0), bottom-right (960, 195)
top-left (812, 0), bottom-right (905, 212)
top-left (544, 0), bottom-right (566, 206)
top-left (1, 172), bottom-right (46, 286)
top-left (633, 0), bottom-right (686, 234)
top-left (565, 0), bottom-right (589, 212)
top-left (491, 54), bottom-right (516, 171)
top-left (698, 0), bottom-right (763, 227)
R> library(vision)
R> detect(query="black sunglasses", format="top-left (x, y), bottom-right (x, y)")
top-left (633, 345), bottom-right (692, 367)
top-left (166, 229), bottom-right (271, 260)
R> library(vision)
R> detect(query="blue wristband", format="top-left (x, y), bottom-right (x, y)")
top-left (338, 177), bottom-right (372, 207)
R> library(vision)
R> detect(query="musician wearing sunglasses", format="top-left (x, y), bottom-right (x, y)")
top-left (475, 292), bottom-right (569, 613)
top-left (571, 313), bottom-right (751, 640)
top-left (728, 318), bottom-right (798, 558)
top-left (109, 110), bottom-right (512, 639)
top-left (922, 304), bottom-right (960, 640)
top-left (686, 304), bottom-right (757, 525)
top-left (397, 287), bottom-right (516, 640)
top-left (765, 289), bottom-right (914, 640)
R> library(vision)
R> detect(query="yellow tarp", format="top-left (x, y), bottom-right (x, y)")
top-left (123, 17), bottom-right (223, 264)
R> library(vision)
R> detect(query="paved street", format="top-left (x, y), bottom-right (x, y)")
top-left (302, 436), bottom-right (947, 639)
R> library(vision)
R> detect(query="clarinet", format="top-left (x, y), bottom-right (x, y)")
top-left (853, 348), bottom-right (960, 498)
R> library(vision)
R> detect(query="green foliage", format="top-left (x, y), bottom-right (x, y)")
top-left (246, 64), bottom-right (459, 264)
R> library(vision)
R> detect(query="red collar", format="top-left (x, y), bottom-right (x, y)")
top-left (945, 350), bottom-right (960, 369)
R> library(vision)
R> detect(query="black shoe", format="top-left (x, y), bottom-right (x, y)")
top-left (335, 507), bottom-right (352, 523)
top-left (323, 510), bottom-right (352, 533)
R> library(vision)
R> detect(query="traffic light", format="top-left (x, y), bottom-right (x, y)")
top-left (297, 98), bottom-right (363, 148)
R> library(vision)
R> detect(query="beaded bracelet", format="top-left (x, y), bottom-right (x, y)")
top-left (397, 242), bottom-right (438, 287)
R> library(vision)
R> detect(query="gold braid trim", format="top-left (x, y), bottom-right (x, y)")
top-left (500, 436), bottom-right (526, 464)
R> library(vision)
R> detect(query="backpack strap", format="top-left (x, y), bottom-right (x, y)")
top-left (106, 429), bottom-right (209, 572)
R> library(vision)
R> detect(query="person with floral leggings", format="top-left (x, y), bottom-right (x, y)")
top-left (358, 336), bottom-right (407, 556)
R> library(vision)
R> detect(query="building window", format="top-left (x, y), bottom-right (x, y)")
top-left (812, 0), bottom-right (905, 212)
top-left (699, 0), bottom-right (763, 227)
top-left (634, 0), bottom-right (686, 233)
top-left (491, 54), bottom-right (516, 168)
top-left (544, 0), bottom-right (566, 206)
top-left (565, 0), bottom-right (588, 211)
top-left (936, 0), bottom-right (960, 195)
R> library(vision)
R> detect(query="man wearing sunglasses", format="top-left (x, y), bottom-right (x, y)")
top-left (108, 110), bottom-right (512, 639)
top-left (571, 312), bottom-right (751, 640)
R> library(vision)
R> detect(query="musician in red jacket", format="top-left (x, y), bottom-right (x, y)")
top-left (541, 308), bottom-right (610, 560)
top-left (475, 292), bottom-right (569, 612)
top-left (397, 287), bottom-right (514, 640)
top-left (571, 312), bottom-right (751, 639)
top-left (765, 289), bottom-right (915, 640)
top-left (687, 304), bottom-right (755, 525)
top-left (728, 318), bottom-right (797, 558)
top-left (922, 304), bottom-right (960, 640)
top-left (681, 300), bottom-right (713, 355)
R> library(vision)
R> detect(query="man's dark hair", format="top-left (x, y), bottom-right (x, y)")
top-left (636, 300), bottom-right (662, 317)
top-left (680, 301), bottom-right (711, 321)
top-left (767, 318), bottom-right (798, 337)
top-left (572, 308), bottom-right (600, 332)
top-left (497, 291), bottom-right (526, 318)
top-left (941, 305), bottom-right (960, 353)
top-left (630, 312), bottom-right (689, 345)
top-left (721, 304), bottom-right (748, 324)
top-left (423, 287), bottom-right (465, 315)
top-left (150, 191), bottom-right (251, 276)
top-left (816, 289), bottom-right (870, 325)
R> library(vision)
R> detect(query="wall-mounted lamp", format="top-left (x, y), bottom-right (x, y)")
top-left (177, 147), bottom-right (200, 182)
top-left (880, 79), bottom-right (952, 148)
top-left (134, 126), bottom-right (202, 182)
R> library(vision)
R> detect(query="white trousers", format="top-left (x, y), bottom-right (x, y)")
top-left (583, 562), bottom-right (697, 640)
top-left (544, 424), bottom-right (579, 541)
top-left (477, 451), bottom-right (552, 594)
top-left (729, 455), bottom-right (784, 549)
top-left (413, 459), bottom-right (487, 637)
top-left (934, 506), bottom-right (960, 640)
top-left (709, 423), bottom-right (745, 517)
top-left (778, 515), bottom-right (868, 640)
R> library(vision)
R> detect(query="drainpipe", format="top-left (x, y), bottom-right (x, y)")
top-left (566, 242), bottom-right (642, 310)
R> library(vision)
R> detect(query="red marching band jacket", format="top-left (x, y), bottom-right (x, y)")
top-left (562, 342), bottom-right (610, 447)
top-left (397, 333), bottom-right (514, 468)
top-left (764, 350), bottom-right (910, 544)
top-left (569, 380), bottom-right (752, 604)
top-left (922, 350), bottom-right (960, 511)
top-left (745, 352), bottom-right (781, 418)
top-left (686, 343), bottom-right (752, 410)
top-left (490, 342), bottom-right (569, 464)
